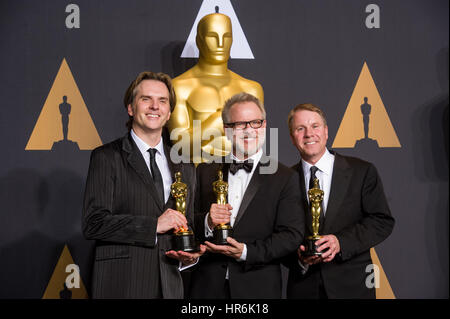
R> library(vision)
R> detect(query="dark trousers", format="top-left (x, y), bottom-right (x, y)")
top-left (318, 272), bottom-right (328, 299)
top-left (220, 279), bottom-right (231, 299)
top-left (287, 266), bottom-right (328, 299)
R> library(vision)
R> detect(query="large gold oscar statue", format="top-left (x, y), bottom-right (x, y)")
top-left (168, 12), bottom-right (264, 162)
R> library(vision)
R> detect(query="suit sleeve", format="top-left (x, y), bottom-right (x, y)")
top-left (245, 172), bottom-right (305, 267)
top-left (82, 147), bottom-right (158, 246)
top-left (334, 163), bottom-right (395, 261)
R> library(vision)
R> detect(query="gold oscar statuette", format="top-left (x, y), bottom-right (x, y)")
top-left (212, 169), bottom-right (233, 245)
top-left (171, 172), bottom-right (198, 252)
top-left (168, 11), bottom-right (264, 163)
top-left (304, 178), bottom-right (324, 256)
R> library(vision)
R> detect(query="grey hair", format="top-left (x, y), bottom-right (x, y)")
top-left (221, 92), bottom-right (266, 123)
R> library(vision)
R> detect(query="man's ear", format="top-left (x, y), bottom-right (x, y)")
top-left (261, 120), bottom-right (267, 129)
top-left (127, 104), bottom-right (134, 117)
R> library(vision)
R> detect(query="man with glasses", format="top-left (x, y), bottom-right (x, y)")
top-left (188, 92), bottom-right (304, 298)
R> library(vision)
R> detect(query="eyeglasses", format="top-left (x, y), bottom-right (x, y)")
top-left (224, 119), bottom-right (265, 130)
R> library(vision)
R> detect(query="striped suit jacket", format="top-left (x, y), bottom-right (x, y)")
top-left (82, 133), bottom-right (195, 298)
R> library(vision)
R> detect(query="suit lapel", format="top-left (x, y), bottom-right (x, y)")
top-left (163, 143), bottom-right (182, 210)
top-left (232, 155), bottom-right (268, 228)
top-left (294, 162), bottom-right (313, 235)
top-left (322, 153), bottom-right (352, 232)
top-left (164, 143), bottom-right (181, 180)
top-left (122, 134), bottom-right (164, 211)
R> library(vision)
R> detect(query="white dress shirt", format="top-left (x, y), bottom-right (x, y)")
top-left (301, 148), bottom-right (335, 214)
top-left (227, 149), bottom-right (263, 228)
top-left (131, 130), bottom-right (197, 271)
top-left (298, 149), bottom-right (335, 273)
top-left (131, 129), bottom-right (172, 203)
top-left (205, 149), bottom-right (263, 272)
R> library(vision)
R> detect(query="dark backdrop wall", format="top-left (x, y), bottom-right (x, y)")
top-left (0, 0), bottom-right (448, 298)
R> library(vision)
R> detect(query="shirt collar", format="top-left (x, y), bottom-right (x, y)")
top-left (130, 129), bottom-right (165, 158)
top-left (230, 149), bottom-right (263, 174)
top-left (301, 148), bottom-right (334, 176)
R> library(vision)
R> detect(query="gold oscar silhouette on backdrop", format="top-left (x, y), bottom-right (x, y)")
top-left (168, 10), bottom-right (264, 162)
top-left (354, 96), bottom-right (379, 149)
top-left (51, 95), bottom-right (79, 151)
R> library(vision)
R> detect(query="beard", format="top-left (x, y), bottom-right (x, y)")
top-left (232, 129), bottom-right (266, 159)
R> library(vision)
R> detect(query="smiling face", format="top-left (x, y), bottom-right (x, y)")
top-left (127, 79), bottom-right (171, 136)
top-left (290, 110), bottom-right (328, 165)
top-left (226, 101), bottom-right (266, 160)
top-left (196, 13), bottom-right (232, 65)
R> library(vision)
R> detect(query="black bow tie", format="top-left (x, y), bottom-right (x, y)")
top-left (229, 160), bottom-right (254, 175)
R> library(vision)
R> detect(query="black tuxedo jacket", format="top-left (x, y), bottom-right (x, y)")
top-left (189, 156), bottom-right (305, 299)
top-left (285, 151), bottom-right (395, 299)
top-left (82, 133), bottom-right (196, 299)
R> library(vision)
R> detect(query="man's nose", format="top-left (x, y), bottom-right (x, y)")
top-left (149, 99), bottom-right (158, 109)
